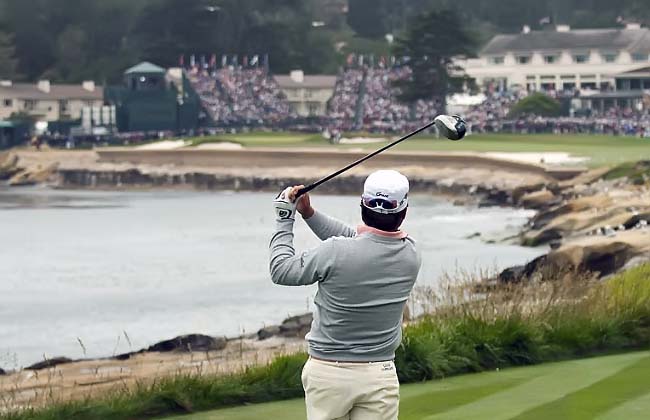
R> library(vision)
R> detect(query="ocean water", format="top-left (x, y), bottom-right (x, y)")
top-left (0, 187), bottom-right (545, 367)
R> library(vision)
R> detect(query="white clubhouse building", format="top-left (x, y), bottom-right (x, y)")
top-left (463, 23), bottom-right (650, 92)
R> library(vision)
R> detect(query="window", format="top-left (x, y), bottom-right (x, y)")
top-left (560, 74), bottom-right (576, 80)
top-left (59, 100), bottom-right (69, 112)
top-left (490, 56), bottom-right (504, 65)
top-left (24, 100), bottom-right (35, 110)
top-left (526, 75), bottom-right (536, 80)
top-left (304, 89), bottom-right (313, 99)
top-left (632, 53), bottom-right (648, 62)
top-left (516, 56), bottom-right (530, 64)
top-left (544, 55), bottom-right (558, 64)
top-left (3, 99), bottom-right (12, 107)
top-left (603, 53), bottom-right (618, 63)
top-left (573, 54), bottom-right (589, 63)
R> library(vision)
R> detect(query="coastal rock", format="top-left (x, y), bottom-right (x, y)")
top-left (479, 188), bottom-right (510, 207)
top-left (524, 227), bottom-right (564, 247)
top-left (26, 357), bottom-right (73, 370)
top-left (279, 313), bottom-right (313, 338)
top-left (146, 334), bottom-right (227, 353)
top-left (519, 189), bottom-right (561, 210)
top-left (0, 154), bottom-right (20, 180)
top-left (257, 313), bottom-right (313, 340)
top-left (498, 265), bottom-right (526, 283)
top-left (257, 326), bottom-right (281, 340)
top-left (8, 163), bottom-right (58, 186)
top-left (507, 239), bottom-right (640, 282)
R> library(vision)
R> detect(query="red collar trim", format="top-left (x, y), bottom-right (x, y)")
top-left (356, 224), bottom-right (408, 239)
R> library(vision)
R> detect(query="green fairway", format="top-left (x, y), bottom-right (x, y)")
top-left (165, 351), bottom-right (650, 420)
top-left (189, 133), bottom-right (650, 167)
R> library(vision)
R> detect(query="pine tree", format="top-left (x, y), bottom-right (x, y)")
top-left (392, 10), bottom-right (477, 113)
top-left (0, 31), bottom-right (18, 79)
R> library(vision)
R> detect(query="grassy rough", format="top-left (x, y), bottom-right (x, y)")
top-left (4, 265), bottom-right (650, 420)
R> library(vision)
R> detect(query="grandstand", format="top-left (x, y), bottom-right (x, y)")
top-left (184, 61), bottom-right (650, 137)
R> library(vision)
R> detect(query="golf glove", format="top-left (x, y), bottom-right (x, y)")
top-left (274, 187), bottom-right (296, 221)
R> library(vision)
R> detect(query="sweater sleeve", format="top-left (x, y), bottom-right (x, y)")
top-left (269, 219), bottom-right (337, 286)
top-left (304, 210), bottom-right (356, 240)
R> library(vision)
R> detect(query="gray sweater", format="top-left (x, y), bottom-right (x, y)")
top-left (269, 210), bottom-right (420, 362)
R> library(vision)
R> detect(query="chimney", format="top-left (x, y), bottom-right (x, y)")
top-left (626, 23), bottom-right (641, 30)
top-left (0, 80), bottom-right (12, 87)
top-left (290, 70), bottom-right (304, 84)
top-left (522, 25), bottom-right (531, 34)
top-left (82, 80), bottom-right (96, 92)
top-left (37, 80), bottom-right (51, 93)
top-left (556, 25), bottom-right (571, 32)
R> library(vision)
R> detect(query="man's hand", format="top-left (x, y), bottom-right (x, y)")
top-left (274, 187), bottom-right (297, 221)
top-left (290, 185), bottom-right (315, 219)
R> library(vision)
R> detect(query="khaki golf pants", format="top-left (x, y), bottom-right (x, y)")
top-left (301, 357), bottom-right (400, 420)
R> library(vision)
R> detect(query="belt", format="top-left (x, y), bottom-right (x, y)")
top-left (309, 355), bottom-right (394, 364)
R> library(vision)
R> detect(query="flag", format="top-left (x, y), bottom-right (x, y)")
top-left (390, 56), bottom-right (396, 66)
top-left (358, 54), bottom-right (364, 67)
top-left (233, 54), bottom-right (238, 66)
top-left (251, 55), bottom-right (259, 66)
top-left (379, 56), bottom-right (386, 68)
top-left (221, 54), bottom-right (228, 68)
top-left (200, 55), bottom-right (207, 69)
top-left (243, 55), bottom-right (249, 67)
top-left (190, 55), bottom-right (196, 68)
top-left (179, 54), bottom-right (185, 67)
top-left (210, 54), bottom-right (217, 69)
top-left (539, 16), bottom-right (552, 25)
top-left (263, 53), bottom-right (269, 70)
top-left (346, 53), bottom-right (355, 66)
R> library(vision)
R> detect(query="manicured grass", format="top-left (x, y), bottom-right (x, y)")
top-left (167, 351), bottom-right (650, 420)
top-left (187, 133), bottom-right (650, 167)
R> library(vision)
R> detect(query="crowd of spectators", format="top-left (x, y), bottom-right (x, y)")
top-left (326, 66), bottom-right (440, 133)
top-left (187, 67), bottom-right (294, 126)
top-left (186, 62), bottom-right (650, 138)
top-left (465, 90), bottom-right (650, 136)
top-left (327, 69), bottom-right (364, 131)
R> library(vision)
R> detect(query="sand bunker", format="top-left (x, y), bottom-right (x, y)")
top-left (484, 152), bottom-right (589, 166)
top-left (135, 140), bottom-right (190, 150)
top-left (195, 142), bottom-right (244, 150)
top-left (338, 137), bottom-right (388, 144)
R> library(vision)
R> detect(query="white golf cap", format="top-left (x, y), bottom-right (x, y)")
top-left (362, 170), bottom-right (409, 214)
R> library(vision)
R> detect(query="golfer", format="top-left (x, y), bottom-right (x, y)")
top-left (270, 170), bottom-right (421, 420)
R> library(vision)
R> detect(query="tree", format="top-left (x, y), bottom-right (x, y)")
top-left (392, 10), bottom-right (476, 113)
top-left (347, 0), bottom-right (390, 38)
top-left (509, 93), bottom-right (562, 117)
top-left (0, 31), bottom-right (18, 79)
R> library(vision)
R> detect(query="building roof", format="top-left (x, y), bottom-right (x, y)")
top-left (481, 28), bottom-right (650, 55)
top-left (0, 83), bottom-right (104, 100)
top-left (616, 66), bottom-right (650, 77)
top-left (274, 75), bottom-right (337, 89)
top-left (124, 62), bottom-right (166, 74)
top-left (583, 90), bottom-right (645, 99)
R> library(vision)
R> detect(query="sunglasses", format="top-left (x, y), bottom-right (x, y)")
top-left (361, 194), bottom-right (407, 212)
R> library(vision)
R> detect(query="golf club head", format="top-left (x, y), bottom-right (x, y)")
top-left (434, 115), bottom-right (467, 141)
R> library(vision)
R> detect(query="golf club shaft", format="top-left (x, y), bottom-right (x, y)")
top-left (296, 120), bottom-right (436, 198)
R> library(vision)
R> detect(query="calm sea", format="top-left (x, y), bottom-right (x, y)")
top-left (0, 187), bottom-right (544, 367)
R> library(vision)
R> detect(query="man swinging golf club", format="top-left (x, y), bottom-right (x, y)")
top-left (270, 170), bottom-right (421, 420)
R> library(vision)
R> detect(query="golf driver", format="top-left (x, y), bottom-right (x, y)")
top-left (295, 114), bottom-right (467, 198)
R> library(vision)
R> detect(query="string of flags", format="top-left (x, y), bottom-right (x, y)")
top-left (180, 54), bottom-right (270, 70)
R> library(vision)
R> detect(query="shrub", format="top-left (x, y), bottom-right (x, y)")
top-left (509, 93), bottom-right (562, 117)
